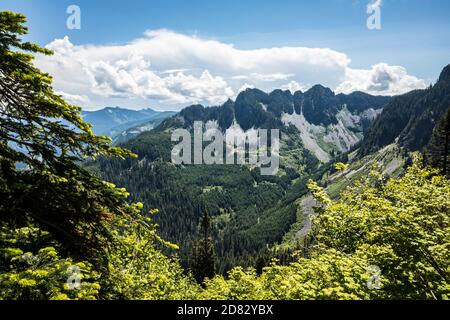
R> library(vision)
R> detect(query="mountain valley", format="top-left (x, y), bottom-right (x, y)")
top-left (86, 64), bottom-right (450, 272)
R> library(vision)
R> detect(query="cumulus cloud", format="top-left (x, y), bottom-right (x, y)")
top-left (42, 36), bottom-right (234, 107)
top-left (55, 90), bottom-right (89, 105)
top-left (281, 81), bottom-right (309, 93)
top-left (335, 63), bottom-right (427, 95)
top-left (163, 70), bottom-right (234, 104)
top-left (35, 30), bottom-right (426, 110)
top-left (238, 83), bottom-right (255, 93)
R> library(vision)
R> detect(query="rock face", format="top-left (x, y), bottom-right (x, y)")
top-left (282, 111), bottom-right (331, 162)
top-left (172, 86), bottom-right (390, 162)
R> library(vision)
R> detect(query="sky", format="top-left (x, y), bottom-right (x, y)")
top-left (1, 0), bottom-right (450, 111)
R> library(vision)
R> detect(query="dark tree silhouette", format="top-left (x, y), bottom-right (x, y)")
top-left (426, 107), bottom-right (450, 175)
top-left (191, 211), bottom-right (216, 284)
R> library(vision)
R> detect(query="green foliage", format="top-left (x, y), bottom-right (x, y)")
top-left (312, 156), bottom-right (450, 299)
top-left (0, 226), bottom-right (100, 300)
top-left (97, 211), bottom-right (199, 300)
top-left (334, 162), bottom-right (349, 172)
top-left (0, 10), bottom-right (199, 300)
top-left (199, 158), bottom-right (450, 300)
top-left (0, 214), bottom-right (200, 300)
top-left (0, 10), bottom-right (137, 267)
top-left (198, 249), bottom-right (373, 300)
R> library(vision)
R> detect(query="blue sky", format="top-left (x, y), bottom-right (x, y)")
top-left (1, 0), bottom-right (449, 110)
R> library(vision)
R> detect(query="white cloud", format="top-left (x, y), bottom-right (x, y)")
top-left (163, 70), bottom-right (234, 104)
top-left (238, 83), bottom-right (255, 93)
top-left (35, 30), bottom-right (426, 110)
top-left (281, 81), bottom-right (308, 93)
top-left (335, 63), bottom-right (427, 95)
top-left (160, 68), bottom-right (191, 74)
top-left (55, 90), bottom-right (89, 105)
top-left (233, 73), bottom-right (295, 82)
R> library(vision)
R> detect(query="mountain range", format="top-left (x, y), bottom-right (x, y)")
top-left (89, 64), bottom-right (450, 273)
top-left (167, 86), bottom-right (389, 162)
top-left (81, 107), bottom-right (176, 143)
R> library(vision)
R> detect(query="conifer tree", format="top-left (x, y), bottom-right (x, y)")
top-left (191, 211), bottom-right (216, 284)
top-left (426, 106), bottom-right (450, 175)
top-left (0, 10), bottom-right (136, 268)
top-left (0, 11), bottom-right (199, 300)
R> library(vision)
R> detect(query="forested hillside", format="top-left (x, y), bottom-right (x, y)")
top-left (197, 159), bottom-right (450, 300)
top-left (90, 82), bottom-right (390, 272)
top-left (89, 131), bottom-right (322, 272)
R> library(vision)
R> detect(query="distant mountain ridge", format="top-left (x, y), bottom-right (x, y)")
top-left (160, 86), bottom-right (390, 162)
top-left (81, 106), bottom-right (176, 142)
top-left (172, 86), bottom-right (389, 129)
